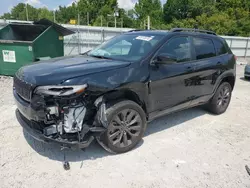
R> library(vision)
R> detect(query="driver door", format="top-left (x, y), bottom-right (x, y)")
top-left (148, 36), bottom-right (195, 113)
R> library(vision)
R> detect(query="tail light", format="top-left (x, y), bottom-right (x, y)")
top-left (234, 55), bottom-right (237, 61)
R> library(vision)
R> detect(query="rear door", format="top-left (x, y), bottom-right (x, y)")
top-left (188, 36), bottom-right (224, 104)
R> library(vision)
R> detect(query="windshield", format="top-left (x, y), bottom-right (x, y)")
top-left (87, 34), bottom-right (163, 62)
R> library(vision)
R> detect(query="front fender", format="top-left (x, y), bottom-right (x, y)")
top-left (62, 63), bottom-right (150, 110)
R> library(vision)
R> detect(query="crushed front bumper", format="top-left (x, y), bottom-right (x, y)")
top-left (16, 109), bottom-right (94, 149)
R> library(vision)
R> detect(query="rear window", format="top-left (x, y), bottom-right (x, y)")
top-left (214, 39), bottom-right (228, 55)
top-left (193, 37), bottom-right (216, 60)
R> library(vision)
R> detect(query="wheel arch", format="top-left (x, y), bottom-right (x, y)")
top-left (220, 75), bottom-right (235, 90)
top-left (214, 72), bottom-right (236, 93)
top-left (101, 89), bottom-right (148, 116)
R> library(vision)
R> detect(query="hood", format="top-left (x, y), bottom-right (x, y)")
top-left (16, 55), bottom-right (131, 85)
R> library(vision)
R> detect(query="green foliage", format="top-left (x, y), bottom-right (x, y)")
top-left (163, 0), bottom-right (250, 36)
top-left (56, 4), bottom-right (78, 24)
top-left (134, 0), bottom-right (163, 29)
top-left (8, 3), bottom-right (39, 21)
top-left (10, 3), bottom-right (27, 20)
top-left (1, 13), bottom-right (12, 19)
top-left (38, 8), bottom-right (53, 21)
top-left (77, 0), bottom-right (118, 25)
top-left (1, 0), bottom-right (250, 36)
top-left (0, 3), bottom-right (48, 21)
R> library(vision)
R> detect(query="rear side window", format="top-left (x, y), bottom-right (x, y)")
top-left (214, 39), bottom-right (228, 55)
top-left (193, 37), bottom-right (216, 60)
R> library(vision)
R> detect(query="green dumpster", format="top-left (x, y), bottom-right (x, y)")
top-left (0, 19), bottom-right (74, 76)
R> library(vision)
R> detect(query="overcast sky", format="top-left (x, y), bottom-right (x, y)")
top-left (1, 0), bottom-right (167, 16)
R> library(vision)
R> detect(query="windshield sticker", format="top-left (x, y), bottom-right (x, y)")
top-left (136, 36), bottom-right (154, 41)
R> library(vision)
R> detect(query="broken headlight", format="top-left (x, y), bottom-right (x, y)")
top-left (34, 84), bottom-right (87, 96)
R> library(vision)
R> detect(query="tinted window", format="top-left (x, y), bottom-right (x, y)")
top-left (214, 40), bottom-right (228, 55)
top-left (194, 37), bottom-right (216, 60)
top-left (157, 37), bottom-right (191, 63)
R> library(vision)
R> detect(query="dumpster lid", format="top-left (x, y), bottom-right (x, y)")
top-left (34, 19), bottom-right (75, 36)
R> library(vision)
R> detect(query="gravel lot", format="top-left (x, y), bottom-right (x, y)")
top-left (0, 65), bottom-right (250, 188)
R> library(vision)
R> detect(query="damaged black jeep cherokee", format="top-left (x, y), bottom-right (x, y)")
top-left (14, 28), bottom-right (236, 153)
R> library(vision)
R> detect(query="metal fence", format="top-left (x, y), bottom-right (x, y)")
top-left (223, 36), bottom-right (250, 57)
top-left (0, 19), bottom-right (249, 57)
top-left (62, 24), bottom-right (132, 55)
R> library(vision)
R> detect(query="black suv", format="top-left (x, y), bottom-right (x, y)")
top-left (14, 28), bottom-right (236, 153)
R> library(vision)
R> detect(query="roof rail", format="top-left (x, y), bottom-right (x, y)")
top-left (128, 29), bottom-right (144, 32)
top-left (170, 28), bottom-right (216, 35)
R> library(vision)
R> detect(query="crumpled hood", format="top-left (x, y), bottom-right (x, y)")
top-left (16, 55), bottom-right (131, 85)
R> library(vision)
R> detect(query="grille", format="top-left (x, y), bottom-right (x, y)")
top-left (14, 76), bottom-right (34, 101)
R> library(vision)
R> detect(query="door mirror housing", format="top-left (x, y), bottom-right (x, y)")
top-left (153, 53), bottom-right (177, 64)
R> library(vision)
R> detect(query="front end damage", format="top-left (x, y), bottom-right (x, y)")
top-left (14, 78), bottom-right (108, 150)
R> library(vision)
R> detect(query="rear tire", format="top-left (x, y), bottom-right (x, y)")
top-left (245, 76), bottom-right (249, 80)
top-left (206, 82), bottom-right (232, 115)
top-left (99, 100), bottom-right (147, 154)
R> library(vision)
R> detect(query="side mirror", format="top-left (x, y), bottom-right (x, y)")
top-left (153, 53), bottom-right (177, 64)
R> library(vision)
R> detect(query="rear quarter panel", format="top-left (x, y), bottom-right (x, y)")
top-left (212, 53), bottom-right (236, 93)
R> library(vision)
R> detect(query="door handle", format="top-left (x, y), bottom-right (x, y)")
top-left (217, 62), bottom-right (222, 65)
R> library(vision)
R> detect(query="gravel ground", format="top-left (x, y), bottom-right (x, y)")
top-left (0, 65), bottom-right (250, 188)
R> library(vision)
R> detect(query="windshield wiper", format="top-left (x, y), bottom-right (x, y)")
top-left (89, 55), bottom-right (113, 60)
top-left (80, 50), bottom-right (91, 56)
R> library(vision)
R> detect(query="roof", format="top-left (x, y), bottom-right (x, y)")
top-left (34, 19), bottom-right (75, 36)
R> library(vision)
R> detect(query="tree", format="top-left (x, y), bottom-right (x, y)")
top-left (77, 0), bottom-right (118, 25)
top-left (216, 0), bottom-right (248, 11)
top-left (10, 3), bottom-right (26, 20)
top-left (38, 8), bottom-right (53, 21)
top-left (0, 3), bottom-right (39, 21)
top-left (162, 0), bottom-right (250, 36)
top-left (1, 0), bottom-right (250, 36)
top-left (56, 4), bottom-right (78, 24)
top-left (163, 0), bottom-right (189, 22)
top-left (1, 13), bottom-right (12, 19)
top-left (118, 9), bottom-right (136, 28)
top-left (134, 0), bottom-right (163, 28)
top-left (26, 4), bottom-right (39, 20)
top-left (163, 0), bottom-right (216, 22)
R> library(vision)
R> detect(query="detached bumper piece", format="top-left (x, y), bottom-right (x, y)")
top-left (16, 109), bottom-right (94, 149)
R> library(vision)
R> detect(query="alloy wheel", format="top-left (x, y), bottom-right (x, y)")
top-left (107, 109), bottom-right (143, 148)
top-left (217, 85), bottom-right (230, 108)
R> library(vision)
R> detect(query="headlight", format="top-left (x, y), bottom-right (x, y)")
top-left (34, 84), bottom-right (87, 96)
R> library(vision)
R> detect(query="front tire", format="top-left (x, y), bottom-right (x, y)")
top-left (206, 82), bottom-right (232, 115)
top-left (99, 100), bottom-right (147, 154)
